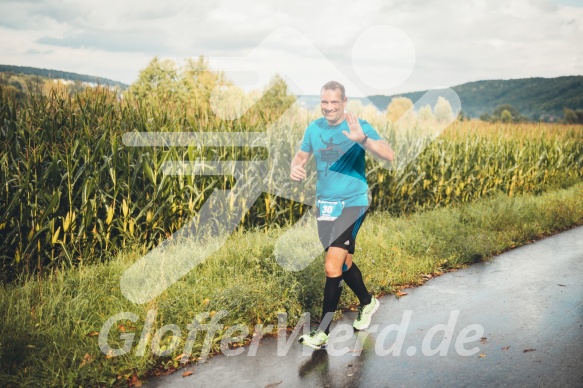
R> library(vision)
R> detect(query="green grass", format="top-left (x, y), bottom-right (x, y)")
top-left (1, 182), bottom-right (582, 387)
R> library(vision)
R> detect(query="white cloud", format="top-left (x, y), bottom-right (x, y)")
top-left (0, 0), bottom-right (581, 95)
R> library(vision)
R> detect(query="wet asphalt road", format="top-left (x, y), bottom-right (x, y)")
top-left (146, 225), bottom-right (583, 388)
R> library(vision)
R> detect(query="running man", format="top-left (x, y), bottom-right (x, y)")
top-left (290, 81), bottom-right (395, 349)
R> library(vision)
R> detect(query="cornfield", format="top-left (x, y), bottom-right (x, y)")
top-left (1, 85), bottom-right (582, 281)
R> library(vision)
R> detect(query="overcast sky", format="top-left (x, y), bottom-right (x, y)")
top-left (1, 0), bottom-right (582, 96)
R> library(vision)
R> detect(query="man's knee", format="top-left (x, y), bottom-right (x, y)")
top-left (324, 248), bottom-right (348, 277)
top-left (324, 262), bottom-right (341, 277)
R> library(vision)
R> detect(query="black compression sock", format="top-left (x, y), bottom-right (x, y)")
top-left (342, 263), bottom-right (372, 306)
top-left (320, 275), bottom-right (343, 334)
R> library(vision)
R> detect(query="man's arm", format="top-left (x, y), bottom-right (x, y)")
top-left (360, 139), bottom-right (394, 161)
top-left (290, 150), bottom-right (311, 181)
top-left (342, 112), bottom-right (394, 162)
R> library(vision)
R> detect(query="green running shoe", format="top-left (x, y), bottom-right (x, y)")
top-left (353, 296), bottom-right (380, 331)
top-left (298, 329), bottom-right (329, 349)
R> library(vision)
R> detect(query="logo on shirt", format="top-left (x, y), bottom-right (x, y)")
top-left (318, 134), bottom-right (350, 174)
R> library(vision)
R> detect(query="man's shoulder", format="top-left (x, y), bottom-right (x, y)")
top-left (358, 118), bottom-right (381, 138)
top-left (303, 118), bottom-right (329, 136)
top-left (308, 117), bottom-right (328, 129)
top-left (358, 118), bottom-right (372, 127)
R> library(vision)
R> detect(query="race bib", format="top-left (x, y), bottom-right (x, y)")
top-left (317, 200), bottom-right (345, 221)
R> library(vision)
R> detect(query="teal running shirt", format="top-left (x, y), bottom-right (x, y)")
top-left (300, 117), bottom-right (381, 207)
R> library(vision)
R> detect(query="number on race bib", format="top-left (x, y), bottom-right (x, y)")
top-left (317, 200), bottom-right (345, 221)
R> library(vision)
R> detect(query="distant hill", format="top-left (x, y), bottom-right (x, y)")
top-left (3, 66), bottom-right (581, 121)
top-left (367, 76), bottom-right (583, 121)
top-left (0, 64), bottom-right (128, 90)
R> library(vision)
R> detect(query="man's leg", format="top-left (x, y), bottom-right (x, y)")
top-left (319, 247), bottom-right (349, 334)
top-left (344, 253), bottom-right (379, 331)
top-left (339, 208), bottom-right (373, 306)
top-left (342, 256), bottom-right (372, 306)
top-left (337, 208), bottom-right (378, 330)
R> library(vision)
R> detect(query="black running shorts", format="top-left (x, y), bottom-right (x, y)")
top-left (317, 206), bottom-right (368, 254)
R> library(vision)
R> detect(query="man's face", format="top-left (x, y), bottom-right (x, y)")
top-left (320, 88), bottom-right (346, 126)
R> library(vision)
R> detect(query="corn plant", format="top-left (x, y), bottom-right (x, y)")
top-left (1, 84), bottom-right (582, 282)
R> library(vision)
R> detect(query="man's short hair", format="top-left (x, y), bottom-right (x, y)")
top-left (321, 81), bottom-right (346, 100)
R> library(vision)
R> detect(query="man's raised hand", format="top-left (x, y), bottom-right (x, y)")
top-left (342, 112), bottom-right (366, 144)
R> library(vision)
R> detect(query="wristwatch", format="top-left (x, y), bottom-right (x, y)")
top-left (359, 134), bottom-right (368, 145)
